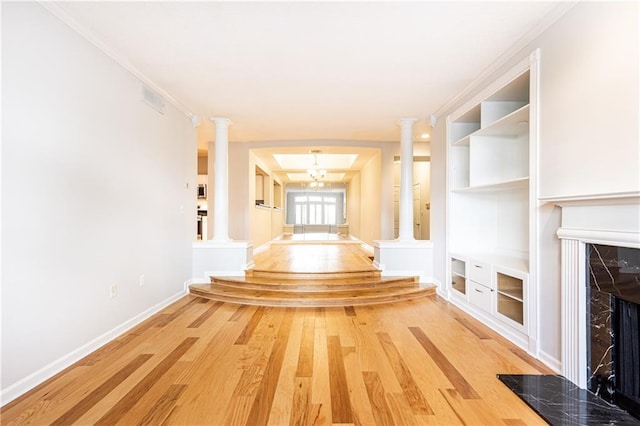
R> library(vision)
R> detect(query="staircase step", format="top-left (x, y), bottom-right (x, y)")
top-left (189, 283), bottom-right (436, 307)
top-left (247, 268), bottom-right (381, 280)
top-left (210, 275), bottom-right (417, 292)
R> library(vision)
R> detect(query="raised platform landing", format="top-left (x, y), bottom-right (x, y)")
top-left (189, 240), bottom-right (435, 307)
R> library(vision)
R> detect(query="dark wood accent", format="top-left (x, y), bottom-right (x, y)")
top-left (327, 335), bottom-right (353, 423)
top-left (409, 327), bottom-right (480, 399)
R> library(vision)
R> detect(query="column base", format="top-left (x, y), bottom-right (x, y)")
top-left (192, 240), bottom-right (254, 281)
top-left (373, 240), bottom-right (434, 283)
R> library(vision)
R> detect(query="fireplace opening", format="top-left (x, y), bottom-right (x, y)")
top-left (614, 297), bottom-right (640, 418)
top-left (587, 243), bottom-right (640, 420)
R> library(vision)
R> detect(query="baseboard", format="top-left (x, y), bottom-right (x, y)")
top-left (538, 350), bottom-right (562, 374)
top-left (0, 287), bottom-right (188, 405)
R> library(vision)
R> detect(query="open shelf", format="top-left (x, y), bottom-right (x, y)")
top-left (452, 105), bottom-right (530, 146)
top-left (475, 105), bottom-right (530, 138)
top-left (451, 258), bottom-right (467, 296)
top-left (497, 272), bottom-right (524, 301)
top-left (497, 293), bottom-right (524, 325)
top-left (452, 274), bottom-right (466, 295)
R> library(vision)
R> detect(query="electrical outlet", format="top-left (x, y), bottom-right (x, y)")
top-left (110, 285), bottom-right (118, 298)
top-left (139, 274), bottom-right (145, 287)
top-left (180, 205), bottom-right (185, 214)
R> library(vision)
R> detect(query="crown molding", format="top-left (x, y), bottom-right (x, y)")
top-left (434, 1), bottom-right (578, 119)
top-left (38, 1), bottom-right (196, 121)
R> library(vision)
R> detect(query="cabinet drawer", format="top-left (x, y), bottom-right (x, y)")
top-left (468, 261), bottom-right (491, 286)
top-left (468, 281), bottom-right (492, 313)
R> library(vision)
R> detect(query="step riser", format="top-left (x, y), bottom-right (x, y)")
top-left (248, 271), bottom-right (381, 280)
top-left (210, 277), bottom-right (417, 291)
top-left (209, 282), bottom-right (419, 294)
top-left (189, 288), bottom-right (435, 307)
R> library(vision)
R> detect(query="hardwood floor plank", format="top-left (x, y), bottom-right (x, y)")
top-left (154, 298), bottom-right (201, 327)
top-left (49, 354), bottom-right (153, 426)
top-left (269, 312), bottom-right (306, 426)
top-left (386, 393), bottom-right (420, 426)
top-left (296, 316), bottom-right (315, 377)
top-left (137, 384), bottom-right (187, 426)
top-left (409, 327), bottom-right (480, 399)
top-left (327, 335), bottom-right (353, 424)
top-left (439, 388), bottom-right (505, 425)
top-left (229, 303), bottom-right (252, 321)
top-left (290, 376), bottom-right (312, 426)
top-left (310, 323), bottom-right (332, 425)
top-left (344, 306), bottom-right (357, 317)
top-left (376, 332), bottom-right (433, 415)
top-left (94, 337), bottom-right (198, 425)
top-left (502, 418), bottom-right (529, 425)
top-left (362, 371), bottom-right (395, 426)
top-left (245, 308), bottom-right (295, 426)
top-left (188, 301), bottom-right (224, 328)
top-left (235, 306), bottom-right (267, 344)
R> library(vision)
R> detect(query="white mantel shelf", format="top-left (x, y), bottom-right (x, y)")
top-left (540, 190), bottom-right (640, 205)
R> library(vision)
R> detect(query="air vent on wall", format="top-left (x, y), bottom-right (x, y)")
top-left (141, 85), bottom-right (165, 114)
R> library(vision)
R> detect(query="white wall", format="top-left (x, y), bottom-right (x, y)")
top-left (347, 173), bottom-right (362, 238)
top-left (431, 2), bottom-right (639, 368)
top-left (359, 151), bottom-right (382, 245)
top-left (1, 3), bottom-right (197, 400)
top-left (536, 3), bottom-right (639, 198)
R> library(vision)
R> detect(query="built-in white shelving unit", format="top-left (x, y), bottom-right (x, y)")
top-left (446, 51), bottom-right (539, 353)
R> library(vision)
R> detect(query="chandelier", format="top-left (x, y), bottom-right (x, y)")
top-left (307, 150), bottom-right (326, 188)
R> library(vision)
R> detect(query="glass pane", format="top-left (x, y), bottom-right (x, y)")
top-left (325, 205), bottom-right (336, 224)
top-left (309, 205), bottom-right (316, 224)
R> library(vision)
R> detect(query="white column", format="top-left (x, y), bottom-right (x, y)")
top-left (206, 141), bottom-right (215, 240)
top-left (210, 117), bottom-right (232, 241)
top-left (398, 118), bottom-right (418, 241)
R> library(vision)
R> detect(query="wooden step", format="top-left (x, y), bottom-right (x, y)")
top-left (189, 282), bottom-right (436, 307)
top-left (247, 268), bottom-right (381, 280)
top-left (210, 275), bottom-right (417, 292)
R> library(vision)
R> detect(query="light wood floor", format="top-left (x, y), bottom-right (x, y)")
top-left (2, 242), bottom-right (552, 425)
top-left (253, 241), bottom-right (374, 274)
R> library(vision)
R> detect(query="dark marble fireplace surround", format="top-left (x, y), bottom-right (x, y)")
top-left (500, 244), bottom-right (640, 425)
top-left (588, 243), bottom-right (640, 419)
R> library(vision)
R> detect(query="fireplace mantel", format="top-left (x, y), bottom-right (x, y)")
top-left (548, 191), bottom-right (640, 388)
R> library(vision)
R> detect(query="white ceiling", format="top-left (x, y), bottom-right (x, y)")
top-left (53, 1), bottom-right (563, 146)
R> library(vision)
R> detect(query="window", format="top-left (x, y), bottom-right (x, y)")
top-left (292, 194), bottom-right (338, 225)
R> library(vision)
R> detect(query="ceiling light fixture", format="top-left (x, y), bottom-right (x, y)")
top-left (307, 150), bottom-right (327, 182)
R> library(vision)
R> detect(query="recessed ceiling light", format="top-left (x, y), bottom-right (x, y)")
top-left (420, 133), bottom-right (430, 139)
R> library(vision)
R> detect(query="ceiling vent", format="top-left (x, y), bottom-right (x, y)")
top-left (141, 85), bottom-right (165, 114)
